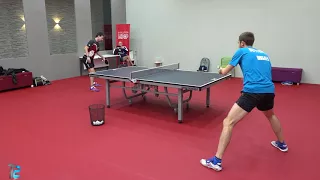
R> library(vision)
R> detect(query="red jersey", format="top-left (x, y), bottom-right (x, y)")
top-left (86, 39), bottom-right (100, 58)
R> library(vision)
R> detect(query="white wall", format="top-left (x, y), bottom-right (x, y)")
top-left (126, 0), bottom-right (320, 84)
top-left (75, 0), bottom-right (92, 57)
top-left (1, 0), bottom-right (92, 80)
top-left (90, 0), bottom-right (104, 50)
top-left (111, 0), bottom-right (126, 47)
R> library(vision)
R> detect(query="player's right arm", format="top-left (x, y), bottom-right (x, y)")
top-left (84, 40), bottom-right (95, 62)
top-left (84, 45), bottom-right (89, 57)
top-left (219, 49), bottom-right (244, 75)
top-left (229, 48), bottom-right (243, 67)
top-left (84, 40), bottom-right (95, 56)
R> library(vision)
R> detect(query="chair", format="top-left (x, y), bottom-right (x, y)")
top-left (197, 57), bottom-right (210, 72)
top-left (220, 56), bottom-right (235, 77)
top-left (129, 50), bottom-right (136, 65)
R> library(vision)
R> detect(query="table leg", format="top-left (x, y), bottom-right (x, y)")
top-left (206, 87), bottom-right (210, 108)
top-left (106, 80), bottom-right (111, 108)
top-left (178, 89), bottom-right (183, 123)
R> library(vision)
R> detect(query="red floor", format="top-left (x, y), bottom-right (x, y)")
top-left (0, 76), bottom-right (320, 180)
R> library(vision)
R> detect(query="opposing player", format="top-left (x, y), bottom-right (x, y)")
top-left (82, 32), bottom-right (106, 92)
top-left (200, 32), bottom-right (288, 171)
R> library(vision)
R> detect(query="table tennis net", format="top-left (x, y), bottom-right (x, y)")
top-left (130, 63), bottom-right (180, 79)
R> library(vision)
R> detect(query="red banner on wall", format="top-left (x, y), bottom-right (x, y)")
top-left (116, 24), bottom-right (130, 51)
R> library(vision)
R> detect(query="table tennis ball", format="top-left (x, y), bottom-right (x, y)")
top-left (93, 120), bottom-right (104, 125)
top-left (31, 85), bottom-right (34, 88)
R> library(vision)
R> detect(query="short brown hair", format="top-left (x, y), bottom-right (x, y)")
top-left (95, 32), bottom-right (104, 37)
top-left (239, 32), bottom-right (255, 46)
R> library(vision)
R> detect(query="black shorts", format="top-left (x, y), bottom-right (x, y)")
top-left (236, 92), bottom-right (275, 112)
top-left (82, 55), bottom-right (94, 69)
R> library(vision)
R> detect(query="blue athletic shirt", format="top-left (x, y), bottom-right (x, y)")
top-left (229, 47), bottom-right (275, 93)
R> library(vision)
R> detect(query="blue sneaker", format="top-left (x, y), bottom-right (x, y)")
top-left (93, 82), bottom-right (101, 87)
top-left (271, 141), bottom-right (288, 152)
top-left (90, 86), bottom-right (100, 92)
top-left (200, 156), bottom-right (222, 171)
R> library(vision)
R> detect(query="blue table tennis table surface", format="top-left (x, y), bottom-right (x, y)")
top-left (93, 66), bottom-right (230, 88)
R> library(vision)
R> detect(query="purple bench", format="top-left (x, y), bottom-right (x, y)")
top-left (271, 67), bottom-right (303, 85)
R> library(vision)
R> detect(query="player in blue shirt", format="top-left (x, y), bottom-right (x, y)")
top-left (200, 32), bottom-right (288, 171)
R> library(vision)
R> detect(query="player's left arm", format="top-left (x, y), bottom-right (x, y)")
top-left (96, 51), bottom-right (103, 58)
top-left (96, 49), bottom-right (106, 60)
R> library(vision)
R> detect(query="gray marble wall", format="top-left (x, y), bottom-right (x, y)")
top-left (0, 0), bottom-right (28, 59)
top-left (45, 0), bottom-right (77, 55)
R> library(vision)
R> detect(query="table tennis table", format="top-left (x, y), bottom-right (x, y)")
top-left (89, 63), bottom-right (231, 123)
